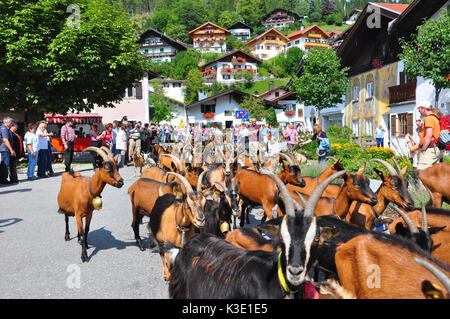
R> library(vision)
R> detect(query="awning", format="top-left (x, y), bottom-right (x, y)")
top-left (45, 113), bottom-right (102, 124)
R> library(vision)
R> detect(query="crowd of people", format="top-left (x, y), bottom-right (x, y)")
top-left (1, 102), bottom-right (447, 185)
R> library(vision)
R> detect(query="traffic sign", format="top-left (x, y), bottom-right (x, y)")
top-left (235, 110), bottom-right (249, 119)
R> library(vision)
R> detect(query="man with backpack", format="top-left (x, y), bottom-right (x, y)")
top-left (416, 102), bottom-right (443, 169)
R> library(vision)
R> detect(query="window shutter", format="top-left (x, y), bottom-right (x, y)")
top-left (407, 113), bottom-right (413, 135)
top-left (212, 104), bottom-right (216, 113)
top-left (135, 82), bottom-right (143, 100)
top-left (391, 115), bottom-right (397, 136)
top-left (201, 104), bottom-right (205, 113)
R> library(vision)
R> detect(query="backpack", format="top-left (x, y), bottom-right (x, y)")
top-left (434, 114), bottom-right (450, 150)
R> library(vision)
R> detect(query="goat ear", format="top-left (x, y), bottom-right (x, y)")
top-left (395, 222), bottom-right (409, 235)
top-left (234, 181), bottom-right (240, 192)
top-left (421, 280), bottom-right (445, 299)
top-left (257, 217), bottom-right (283, 234)
top-left (319, 226), bottom-right (339, 240)
top-left (428, 225), bottom-right (446, 235)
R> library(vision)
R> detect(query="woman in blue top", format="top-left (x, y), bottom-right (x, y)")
top-left (299, 123), bottom-right (330, 163)
top-left (375, 125), bottom-right (385, 147)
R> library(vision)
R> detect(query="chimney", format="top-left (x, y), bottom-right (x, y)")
top-left (269, 81), bottom-right (274, 91)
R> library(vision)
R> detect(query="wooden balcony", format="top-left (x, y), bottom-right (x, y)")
top-left (221, 68), bottom-right (256, 74)
top-left (389, 82), bottom-right (416, 104)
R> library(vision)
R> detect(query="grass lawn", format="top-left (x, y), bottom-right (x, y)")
top-left (241, 78), bottom-right (290, 95)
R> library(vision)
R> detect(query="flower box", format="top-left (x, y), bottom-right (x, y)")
top-left (372, 59), bottom-right (384, 68)
top-left (284, 110), bottom-right (296, 116)
top-left (203, 112), bottom-right (215, 119)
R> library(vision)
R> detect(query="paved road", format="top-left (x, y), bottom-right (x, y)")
top-left (0, 163), bottom-right (382, 299)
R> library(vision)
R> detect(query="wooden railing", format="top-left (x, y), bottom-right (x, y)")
top-left (389, 82), bottom-right (416, 104)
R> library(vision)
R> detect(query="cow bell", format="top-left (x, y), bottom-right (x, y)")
top-left (220, 221), bottom-right (230, 234)
top-left (92, 196), bottom-right (103, 210)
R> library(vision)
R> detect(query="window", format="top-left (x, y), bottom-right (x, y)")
top-left (275, 92), bottom-right (279, 97)
top-left (295, 40), bottom-right (299, 45)
top-left (366, 81), bottom-right (374, 99)
top-left (352, 120), bottom-right (359, 137)
top-left (173, 83), bottom-right (181, 88)
top-left (266, 46), bottom-right (271, 50)
top-left (397, 113), bottom-right (413, 136)
top-left (126, 87), bottom-right (134, 98)
top-left (365, 118), bottom-right (373, 136)
top-left (200, 104), bottom-right (216, 113)
top-left (353, 85), bottom-right (359, 101)
top-left (297, 108), bottom-right (303, 118)
top-left (160, 48), bottom-right (164, 52)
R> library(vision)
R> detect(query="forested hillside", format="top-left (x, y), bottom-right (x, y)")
top-left (111, 0), bottom-right (413, 43)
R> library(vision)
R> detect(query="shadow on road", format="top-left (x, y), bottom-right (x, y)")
top-left (87, 227), bottom-right (140, 259)
top-left (0, 188), bottom-right (32, 195)
top-left (0, 218), bottom-right (23, 233)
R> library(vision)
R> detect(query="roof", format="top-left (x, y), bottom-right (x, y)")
top-left (245, 28), bottom-right (290, 47)
top-left (138, 28), bottom-right (189, 50)
top-left (262, 8), bottom-right (301, 21)
top-left (371, 2), bottom-right (409, 14)
top-left (227, 21), bottom-right (253, 33)
top-left (188, 22), bottom-right (230, 36)
top-left (186, 89), bottom-right (284, 109)
top-left (199, 50), bottom-right (262, 69)
top-left (271, 91), bottom-right (296, 102)
top-left (258, 86), bottom-right (286, 99)
top-left (287, 24), bottom-right (330, 40)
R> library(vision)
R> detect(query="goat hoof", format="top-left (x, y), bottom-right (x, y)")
top-left (81, 255), bottom-right (89, 262)
top-left (149, 241), bottom-right (156, 249)
top-left (65, 234), bottom-right (70, 241)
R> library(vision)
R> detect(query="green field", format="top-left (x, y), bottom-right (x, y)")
top-left (241, 78), bottom-right (290, 95)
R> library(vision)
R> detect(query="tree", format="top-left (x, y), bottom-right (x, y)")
top-left (399, 13), bottom-right (450, 107)
top-left (282, 47), bottom-right (304, 76)
top-left (218, 10), bottom-right (242, 28)
top-left (183, 69), bottom-right (205, 105)
top-left (291, 47), bottom-right (349, 121)
top-left (236, 0), bottom-right (267, 28)
top-left (165, 23), bottom-right (189, 43)
top-left (149, 81), bottom-right (175, 123)
top-left (173, 0), bottom-right (209, 34)
top-left (266, 107), bottom-right (278, 127)
top-left (240, 96), bottom-right (268, 121)
top-left (0, 0), bottom-right (149, 114)
top-left (322, 0), bottom-right (339, 16)
top-left (172, 49), bottom-right (200, 80)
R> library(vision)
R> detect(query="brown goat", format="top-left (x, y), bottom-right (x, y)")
top-left (131, 151), bottom-right (145, 177)
top-left (346, 159), bottom-right (414, 229)
top-left (224, 228), bottom-right (279, 252)
top-left (57, 146), bottom-right (124, 262)
top-left (335, 233), bottom-right (450, 299)
top-left (141, 166), bottom-right (168, 182)
top-left (159, 153), bottom-right (184, 174)
top-left (288, 162), bottom-right (378, 218)
top-left (149, 172), bottom-right (207, 280)
top-left (415, 258), bottom-right (450, 299)
top-left (388, 207), bottom-right (450, 264)
top-left (128, 177), bottom-right (183, 251)
top-left (417, 163), bottom-right (450, 208)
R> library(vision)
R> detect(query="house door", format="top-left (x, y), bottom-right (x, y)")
top-left (225, 121), bottom-right (233, 128)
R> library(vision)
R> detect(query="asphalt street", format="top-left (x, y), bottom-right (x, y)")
top-left (0, 162), bottom-right (382, 299)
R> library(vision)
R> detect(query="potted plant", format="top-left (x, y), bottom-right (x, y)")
top-left (284, 109), bottom-right (296, 116)
top-left (204, 112), bottom-right (215, 119)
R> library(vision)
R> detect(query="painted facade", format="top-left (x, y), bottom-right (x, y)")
top-left (189, 22), bottom-right (230, 53)
top-left (262, 8), bottom-right (301, 29)
top-left (138, 28), bottom-right (188, 63)
top-left (245, 28), bottom-right (289, 60)
top-left (286, 25), bottom-right (330, 53)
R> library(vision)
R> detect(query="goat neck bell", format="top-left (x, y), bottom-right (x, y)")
top-left (92, 196), bottom-right (103, 210)
top-left (220, 221), bottom-right (230, 233)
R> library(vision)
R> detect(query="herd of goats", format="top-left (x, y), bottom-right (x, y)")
top-left (55, 136), bottom-right (450, 299)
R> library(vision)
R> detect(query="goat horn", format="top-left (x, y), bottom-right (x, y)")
top-left (305, 170), bottom-right (348, 218)
top-left (279, 152), bottom-right (295, 166)
top-left (414, 257), bottom-right (450, 294)
top-left (392, 158), bottom-right (402, 175)
top-left (369, 159), bottom-right (398, 176)
top-left (83, 146), bottom-right (109, 163)
top-left (214, 181), bottom-right (227, 193)
top-left (160, 154), bottom-right (184, 173)
top-left (260, 168), bottom-right (295, 217)
top-left (421, 203), bottom-right (428, 232)
top-left (293, 190), bottom-right (307, 208)
top-left (327, 156), bottom-right (339, 162)
top-left (357, 162), bottom-right (366, 174)
top-left (391, 205), bottom-right (419, 234)
top-left (167, 172), bottom-right (193, 194)
top-left (100, 146), bottom-right (114, 162)
top-left (196, 170), bottom-right (207, 193)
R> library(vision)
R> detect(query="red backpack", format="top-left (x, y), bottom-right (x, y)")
top-left (434, 114), bottom-right (450, 150)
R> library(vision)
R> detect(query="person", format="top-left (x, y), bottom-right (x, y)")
top-left (415, 102), bottom-right (443, 169)
top-left (375, 124), bottom-right (385, 147)
top-left (45, 131), bottom-right (55, 177)
top-left (406, 118), bottom-right (423, 168)
top-left (103, 123), bottom-right (114, 150)
top-left (116, 123), bottom-right (128, 169)
top-left (0, 117), bottom-right (15, 184)
top-left (36, 121), bottom-right (53, 178)
top-left (129, 122), bottom-right (142, 160)
top-left (89, 123), bottom-right (106, 170)
top-left (112, 120), bottom-right (120, 156)
top-left (283, 122), bottom-right (299, 153)
top-left (24, 123), bottom-right (39, 180)
top-left (248, 119), bottom-right (260, 162)
top-left (300, 123), bottom-right (330, 163)
top-left (241, 123), bottom-right (249, 150)
top-left (61, 118), bottom-right (77, 172)
top-left (9, 122), bottom-right (23, 184)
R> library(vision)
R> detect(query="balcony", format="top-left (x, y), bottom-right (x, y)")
top-left (231, 57), bottom-right (247, 64)
top-left (221, 68), bottom-right (256, 74)
top-left (389, 82), bottom-right (416, 104)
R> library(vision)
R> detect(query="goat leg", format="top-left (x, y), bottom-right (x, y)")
top-left (65, 213), bottom-right (70, 241)
top-left (132, 213), bottom-right (146, 251)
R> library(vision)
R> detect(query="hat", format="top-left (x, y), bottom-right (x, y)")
top-left (417, 101), bottom-right (432, 110)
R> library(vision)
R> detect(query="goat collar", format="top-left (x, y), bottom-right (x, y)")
top-left (277, 251), bottom-right (299, 295)
top-left (175, 204), bottom-right (190, 243)
top-left (88, 178), bottom-right (101, 199)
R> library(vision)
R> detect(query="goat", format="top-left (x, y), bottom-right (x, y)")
top-left (415, 257), bottom-right (450, 299)
top-left (416, 163), bottom-right (450, 208)
top-left (57, 146), bottom-right (124, 262)
top-left (128, 177), bottom-right (184, 251)
top-left (159, 153), bottom-right (184, 174)
top-left (131, 151), bottom-right (145, 177)
top-left (346, 159), bottom-right (414, 229)
top-left (149, 172), bottom-right (207, 280)
top-left (389, 206), bottom-right (449, 264)
top-left (224, 227), bottom-right (280, 251)
top-left (288, 162), bottom-right (378, 218)
top-left (166, 170), bottom-right (348, 298)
